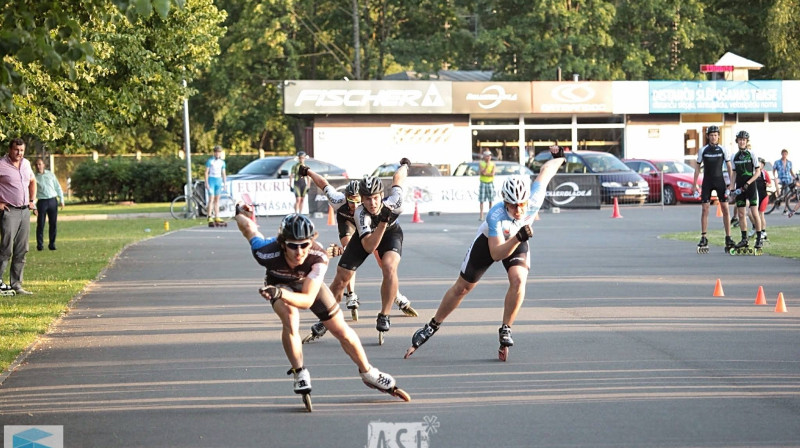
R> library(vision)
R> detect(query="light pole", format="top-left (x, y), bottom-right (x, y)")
top-left (182, 78), bottom-right (194, 216)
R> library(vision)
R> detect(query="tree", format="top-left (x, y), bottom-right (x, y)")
top-left (766, 0), bottom-right (800, 79)
top-left (0, 0), bottom-right (225, 150)
top-left (0, 0), bottom-right (187, 113)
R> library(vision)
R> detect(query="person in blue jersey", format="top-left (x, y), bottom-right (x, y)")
top-left (204, 145), bottom-right (227, 224)
top-left (232, 206), bottom-right (401, 398)
top-left (405, 145), bottom-right (566, 358)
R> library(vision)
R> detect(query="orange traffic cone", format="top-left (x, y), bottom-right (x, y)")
top-left (327, 205), bottom-right (335, 226)
top-left (713, 278), bottom-right (724, 297)
top-left (716, 202), bottom-right (723, 217)
top-left (775, 293), bottom-right (788, 313)
top-left (412, 201), bottom-right (423, 223)
top-left (755, 286), bottom-right (767, 305)
top-left (611, 197), bottom-right (622, 219)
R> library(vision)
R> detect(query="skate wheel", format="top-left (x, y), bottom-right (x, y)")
top-left (401, 306), bottom-right (418, 317)
top-left (498, 346), bottom-right (509, 362)
top-left (302, 393), bottom-right (313, 412)
top-left (301, 333), bottom-right (316, 344)
top-left (391, 387), bottom-right (411, 402)
top-left (378, 332), bottom-right (384, 346)
top-left (403, 346), bottom-right (416, 359)
top-left (351, 308), bottom-right (358, 321)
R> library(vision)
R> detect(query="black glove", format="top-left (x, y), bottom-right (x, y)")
top-left (550, 145), bottom-right (565, 159)
top-left (515, 225), bottom-right (533, 242)
top-left (399, 157), bottom-right (411, 167)
top-left (259, 285), bottom-right (282, 300)
top-left (378, 205), bottom-right (392, 222)
top-left (297, 164), bottom-right (310, 176)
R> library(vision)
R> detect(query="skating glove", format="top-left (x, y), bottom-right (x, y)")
top-left (515, 225), bottom-right (533, 242)
top-left (259, 285), bottom-right (282, 300)
top-left (297, 164), bottom-right (310, 176)
top-left (378, 205), bottom-right (393, 222)
top-left (399, 157), bottom-right (411, 167)
top-left (326, 243), bottom-right (343, 258)
top-left (235, 202), bottom-right (254, 218)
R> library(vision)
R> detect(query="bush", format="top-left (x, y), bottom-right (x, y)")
top-left (71, 157), bottom-right (187, 203)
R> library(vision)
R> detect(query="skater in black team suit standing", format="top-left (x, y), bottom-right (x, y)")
top-left (691, 125), bottom-right (735, 253)
top-left (728, 130), bottom-right (763, 252)
top-left (404, 145), bottom-right (566, 361)
top-left (232, 206), bottom-right (409, 409)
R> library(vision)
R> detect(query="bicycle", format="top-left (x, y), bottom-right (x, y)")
top-left (170, 180), bottom-right (235, 220)
top-left (765, 174), bottom-right (799, 215)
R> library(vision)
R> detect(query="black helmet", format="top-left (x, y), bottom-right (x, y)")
top-left (736, 130), bottom-right (749, 140)
top-left (280, 214), bottom-right (315, 240)
top-left (706, 125), bottom-right (720, 135)
top-left (345, 180), bottom-right (360, 197)
top-left (359, 176), bottom-right (384, 196)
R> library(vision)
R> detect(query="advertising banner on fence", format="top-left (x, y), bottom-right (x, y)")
top-left (284, 80), bottom-right (453, 114)
top-left (532, 81), bottom-right (614, 113)
top-left (236, 174), bottom-right (600, 217)
top-left (649, 81), bottom-right (782, 113)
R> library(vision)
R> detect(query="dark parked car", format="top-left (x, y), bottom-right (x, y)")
top-left (228, 156), bottom-right (348, 181)
top-left (623, 159), bottom-right (703, 205)
top-left (372, 162), bottom-right (442, 177)
top-left (453, 161), bottom-right (533, 176)
top-left (530, 150), bottom-right (649, 204)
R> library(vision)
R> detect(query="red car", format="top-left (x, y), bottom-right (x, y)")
top-left (623, 159), bottom-right (705, 205)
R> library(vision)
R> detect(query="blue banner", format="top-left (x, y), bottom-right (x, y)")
top-left (649, 81), bottom-right (782, 113)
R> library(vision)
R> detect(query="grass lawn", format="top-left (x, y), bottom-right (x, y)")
top-left (0, 216), bottom-right (202, 374)
top-left (662, 225), bottom-right (800, 259)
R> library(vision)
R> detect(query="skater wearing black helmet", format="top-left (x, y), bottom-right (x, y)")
top-left (405, 145), bottom-right (566, 361)
top-left (729, 130), bottom-right (764, 254)
top-left (232, 207), bottom-right (409, 410)
top-left (691, 125), bottom-right (735, 254)
top-left (328, 158), bottom-right (417, 345)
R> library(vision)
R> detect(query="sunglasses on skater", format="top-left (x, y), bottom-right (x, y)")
top-left (286, 241), bottom-right (311, 250)
top-left (347, 197), bottom-right (360, 204)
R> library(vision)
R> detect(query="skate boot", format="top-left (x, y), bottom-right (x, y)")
top-left (302, 321), bottom-right (327, 344)
top-left (214, 217), bottom-right (226, 227)
top-left (0, 281), bottom-right (15, 296)
top-left (287, 367), bottom-right (313, 411)
top-left (498, 324), bottom-right (514, 362)
top-left (404, 318), bottom-right (441, 358)
top-left (724, 236), bottom-right (736, 253)
top-left (207, 216), bottom-right (215, 227)
top-left (344, 291), bottom-right (359, 321)
top-left (394, 293), bottom-right (418, 317)
top-left (376, 313), bottom-right (390, 345)
top-left (730, 216), bottom-right (739, 228)
top-left (696, 235), bottom-right (709, 254)
top-left (730, 236), bottom-right (750, 255)
top-left (359, 367), bottom-right (410, 401)
top-left (754, 234), bottom-right (764, 253)
top-left (762, 231), bottom-right (769, 242)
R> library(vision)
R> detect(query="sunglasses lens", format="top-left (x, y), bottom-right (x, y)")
top-left (287, 242), bottom-right (310, 250)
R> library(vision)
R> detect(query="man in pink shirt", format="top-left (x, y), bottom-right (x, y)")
top-left (0, 138), bottom-right (37, 295)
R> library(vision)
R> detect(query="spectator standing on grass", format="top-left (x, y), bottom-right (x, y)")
top-left (478, 150), bottom-right (495, 221)
top-left (0, 138), bottom-right (36, 295)
top-left (205, 145), bottom-right (227, 224)
top-left (34, 158), bottom-right (64, 251)
top-left (773, 149), bottom-right (793, 200)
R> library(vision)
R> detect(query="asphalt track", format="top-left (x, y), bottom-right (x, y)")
top-left (1, 206), bottom-right (799, 448)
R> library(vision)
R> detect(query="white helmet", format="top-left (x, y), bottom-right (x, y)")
top-left (501, 176), bottom-right (530, 203)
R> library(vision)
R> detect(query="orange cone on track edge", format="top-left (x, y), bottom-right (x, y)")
top-left (327, 205), bottom-right (335, 226)
top-left (716, 202), bottom-right (723, 217)
top-left (713, 278), bottom-right (724, 297)
top-left (611, 197), bottom-right (622, 219)
top-left (775, 293), bottom-right (788, 313)
top-left (755, 286), bottom-right (767, 305)
top-left (412, 201), bottom-right (424, 223)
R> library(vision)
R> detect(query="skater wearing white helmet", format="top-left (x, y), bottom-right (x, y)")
top-left (405, 144), bottom-right (566, 361)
